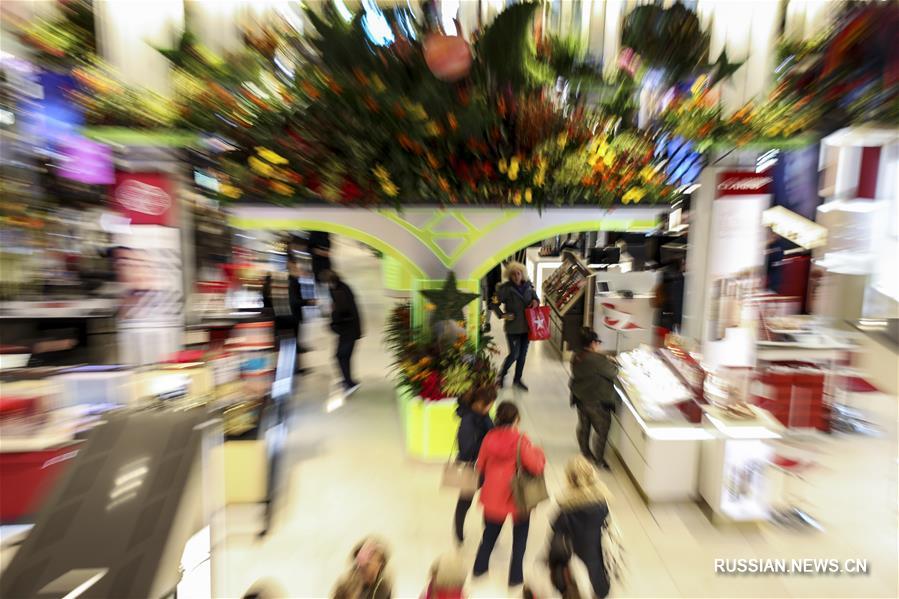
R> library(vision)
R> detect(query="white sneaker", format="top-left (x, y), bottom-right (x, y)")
top-left (344, 384), bottom-right (360, 397)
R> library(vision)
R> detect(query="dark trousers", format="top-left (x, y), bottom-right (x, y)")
top-left (500, 332), bottom-right (530, 383)
top-left (577, 402), bottom-right (613, 463)
top-left (454, 495), bottom-right (473, 542)
top-left (473, 515), bottom-right (530, 586)
top-left (336, 335), bottom-right (356, 387)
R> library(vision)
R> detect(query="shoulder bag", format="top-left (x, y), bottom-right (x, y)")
top-left (440, 437), bottom-right (480, 497)
top-left (511, 435), bottom-right (549, 513)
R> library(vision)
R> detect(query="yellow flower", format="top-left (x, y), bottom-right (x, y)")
top-left (381, 180), bottom-right (399, 197)
top-left (512, 190), bottom-right (522, 206)
top-left (525, 188), bottom-right (533, 203)
top-left (220, 184), bottom-right (242, 199)
top-left (508, 156), bottom-right (520, 181)
top-left (248, 156), bottom-right (274, 177)
top-left (256, 147), bottom-right (287, 164)
top-left (371, 75), bottom-right (386, 93)
top-left (498, 158), bottom-right (507, 173)
top-left (638, 165), bottom-right (658, 182)
top-left (534, 169), bottom-right (545, 187)
top-left (424, 121), bottom-right (442, 137)
top-left (373, 164), bottom-right (390, 182)
top-left (271, 181), bottom-right (293, 196)
top-left (557, 133), bottom-right (569, 149)
top-left (405, 102), bottom-right (428, 121)
top-left (425, 302), bottom-right (436, 311)
top-left (622, 188), bottom-right (647, 204)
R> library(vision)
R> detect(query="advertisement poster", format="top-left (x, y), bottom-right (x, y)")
top-left (704, 171), bottom-right (771, 369)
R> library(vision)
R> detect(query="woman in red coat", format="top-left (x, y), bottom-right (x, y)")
top-left (473, 401), bottom-right (546, 588)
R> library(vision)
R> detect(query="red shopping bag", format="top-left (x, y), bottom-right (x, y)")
top-left (526, 306), bottom-right (551, 341)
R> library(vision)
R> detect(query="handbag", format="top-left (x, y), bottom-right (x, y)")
top-left (525, 305), bottom-right (551, 341)
top-left (511, 435), bottom-right (549, 512)
top-left (441, 437), bottom-right (480, 497)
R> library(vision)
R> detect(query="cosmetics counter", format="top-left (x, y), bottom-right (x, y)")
top-left (609, 343), bottom-right (783, 521)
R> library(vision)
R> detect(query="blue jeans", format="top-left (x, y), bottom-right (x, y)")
top-left (473, 515), bottom-right (531, 586)
top-left (500, 332), bottom-right (530, 383)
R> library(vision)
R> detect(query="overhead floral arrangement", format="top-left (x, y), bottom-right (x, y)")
top-left (385, 274), bottom-right (496, 402)
top-left (159, 2), bottom-right (678, 208)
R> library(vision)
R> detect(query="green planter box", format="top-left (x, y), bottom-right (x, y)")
top-left (396, 387), bottom-right (459, 462)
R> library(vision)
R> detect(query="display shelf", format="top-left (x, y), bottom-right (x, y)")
top-left (542, 252), bottom-right (593, 316)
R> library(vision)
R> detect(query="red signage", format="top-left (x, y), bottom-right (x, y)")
top-left (111, 172), bottom-right (176, 225)
top-left (716, 170), bottom-right (773, 197)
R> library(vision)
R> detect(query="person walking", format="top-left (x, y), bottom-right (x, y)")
top-left (332, 537), bottom-right (392, 599)
top-left (551, 456), bottom-right (613, 598)
top-left (288, 256), bottom-right (317, 370)
top-left (324, 270), bottom-right (362, 395)
top-left (453, 387), bottom-right (496, 544)
top-left (491, 262), bottom-right (539, 391)
top-left (569, 328), bottom-right (618, 469)
top-left (473, 401), bottom-right (546, 588)
top-left (420, 552), bottom-right (467, 599)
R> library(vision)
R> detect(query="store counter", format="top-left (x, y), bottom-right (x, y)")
top-left (609, 386), bottom-right (711, 502)
top-left (593, 271), bottom-right (658, 353)
top-left (699, 404), bottom-right (783, 522)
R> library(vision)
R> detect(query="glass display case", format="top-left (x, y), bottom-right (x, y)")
top-left (541, 252), bottom-right (595, 354)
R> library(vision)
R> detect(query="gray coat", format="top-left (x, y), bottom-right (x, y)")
top-left (492, 280), bottom-right (539, 335)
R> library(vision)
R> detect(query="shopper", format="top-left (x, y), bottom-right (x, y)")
top-left (453, 386), bottom-right (496, 544)
top-left (551, 456), bottom-right (612, 598)
top-left (324, 270), bottom-right (363, 395)
top-left (473, 401), bottom-right (546, 588)
top-left (491, 262), bottom-right (539, 391)
top-left (421, 552), bottom-right (467, 599)
top-left (288, 256), bottom-right (317, 368)
top-left (332, 537), bottom-right (392, 599)
top-left (547, 529), bottom-right (583, 599)
top-left (309, 230), bottom-right (332, 283)
top-left (569, 328), bottom-right (618, 469)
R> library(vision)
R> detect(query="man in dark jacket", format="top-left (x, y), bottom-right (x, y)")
top-left (324, 270), bottom-right (362, 395)
top-left (491, 262), bottom-right (539, 391)
top-left (570, 329), bottom-right (618, 469)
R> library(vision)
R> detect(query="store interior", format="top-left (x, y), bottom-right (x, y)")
top-left (1, 1), bottom-right (898, 598)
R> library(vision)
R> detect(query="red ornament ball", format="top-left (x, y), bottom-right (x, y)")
top-left (423, 33), bottom-right (472, 82)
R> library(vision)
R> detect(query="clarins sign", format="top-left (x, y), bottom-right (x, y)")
top-left (716, 171), bottom-right (773, 196)
top-left (111, 172), bottom-right (176, 225)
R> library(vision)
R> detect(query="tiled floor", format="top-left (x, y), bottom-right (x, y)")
top-left (217, 240), bottom-right (898, 598)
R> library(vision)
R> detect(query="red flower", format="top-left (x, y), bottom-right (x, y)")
top-left (419, 371), bottom-right (446, 401)
top-left (340, 178), bottom-right (364, 203)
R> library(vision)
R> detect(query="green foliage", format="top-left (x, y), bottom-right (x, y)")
top-left (622, 3), bottom-right (710, 83)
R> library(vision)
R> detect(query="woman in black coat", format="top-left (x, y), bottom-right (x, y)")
top-left (452, 387), bottom-right (495, 543)
top-left (570, 328), bottom-right (619, 468)
top-left (324, 270), bottom-right (363, 393)
top-left (551, 455), bottom-right (612, 598)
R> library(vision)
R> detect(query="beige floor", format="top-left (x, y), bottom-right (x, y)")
top-left (217, 241), bottom-right (898, 598)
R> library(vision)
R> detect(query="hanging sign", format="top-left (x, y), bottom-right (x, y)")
top-left (111, 172), bottom-right (176, 225)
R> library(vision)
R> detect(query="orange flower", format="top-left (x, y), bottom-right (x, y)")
top-left (437, 176), bottom-right (450, 192)
top-left (426, 152), bottom-right (440, 169)
top-left (353, 68), bottom-right (369, 86)
top-left (393, 103), bottom-right (406, 119)
top-left (327, 78), bottom-right (342, 94)
top-left (364, 95), bottom-right (379, 112)
top-left (447, 113), bottom-right (458, 131)
top-left (301, 81), bottom-right (320, 100)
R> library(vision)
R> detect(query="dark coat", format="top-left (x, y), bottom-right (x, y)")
top-left (455, 403), bottom-right (494, 463)
top-left (570, 351), bottom-right (618, 409)
top-left (329, 280), bottom-right (362, 340)
top-left (492, 280), bottom-right (538, 335)
top-left (552, 501), bottom-right (610, 598)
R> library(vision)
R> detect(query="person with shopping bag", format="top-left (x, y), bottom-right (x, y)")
top-left (449, 387), bottom-right (496, 544)
top-left (550, 456), bottom-right (616, 598)
top-left (491, 262), bottom-right (540, 391)
top-left (472, 401), bottom-right (546, 588)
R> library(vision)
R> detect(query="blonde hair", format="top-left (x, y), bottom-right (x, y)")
top-left (564, 455), bottom-right (612, 500)
top-left (503, 261), bottom-right (528, 281)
